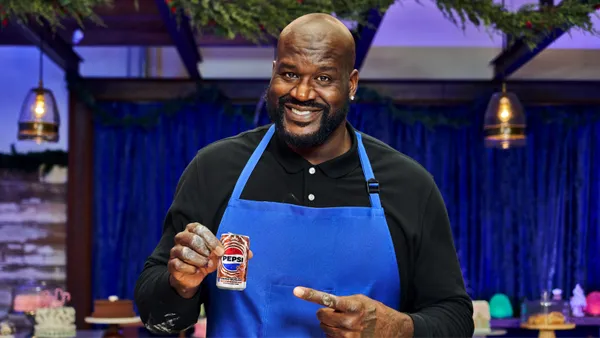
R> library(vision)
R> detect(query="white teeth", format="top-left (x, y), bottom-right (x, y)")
top-left (291, 108), bottom-right (313, 116)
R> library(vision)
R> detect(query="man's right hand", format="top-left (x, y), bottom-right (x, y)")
top-left (168, 223), bottom-right (225, 298)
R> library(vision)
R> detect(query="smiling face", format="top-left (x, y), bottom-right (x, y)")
top-left (266, 15), bottom-right (358, 149)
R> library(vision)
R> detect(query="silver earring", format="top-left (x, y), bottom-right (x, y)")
top-left (350, 95), bottom-right (355, 101)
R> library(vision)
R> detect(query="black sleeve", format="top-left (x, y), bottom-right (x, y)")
top-left (134, 154), bottom-right (207, 334)
top-left (408, 180), bottom-right (474, 337)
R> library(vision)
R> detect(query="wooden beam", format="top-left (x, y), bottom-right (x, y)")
top-left (154, 0), bottom-right (202, 79)
top-left (0, 20), bottom-right (81, 74)
top-left (492, 32), bottom-right (564, 80)
top-left (0, 29), bottom-right (276, 46)
top-left (353, 9), bottom-right (384, 71)
top-left (491, 0), bottom-right (590, 80)
top-left (63, 29), bottom-right (173, 46)
top-left (79, 78), bottom-right (600, 105)
top-left (66, 85), bottom-right (94, 329)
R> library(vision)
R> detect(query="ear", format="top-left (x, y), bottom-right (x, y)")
top-left (348, 69), bottom-right (359, 99)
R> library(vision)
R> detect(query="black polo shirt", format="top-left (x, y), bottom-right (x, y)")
top-left (135, 122), bottom-right (474, 337)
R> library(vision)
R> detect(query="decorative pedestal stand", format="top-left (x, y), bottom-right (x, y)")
top-left (520, 323), bottom-right (576, 338)
top-left (84, 317), bottom-right (141, 338)
top-left (473, 329), bottom-right (507, 337)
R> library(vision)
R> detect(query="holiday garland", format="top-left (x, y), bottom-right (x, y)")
top-left (0, 0), bottom-right (599, 47)
top-left (65, 73), bottom-right (260, 129)
top-left (64, 72), bottom-right (474, 129)
top-left (0, 75), bottom-right (472, 173)
top-left (65, 71), bottom-right (600, 131)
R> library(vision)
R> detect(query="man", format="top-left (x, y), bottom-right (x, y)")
top-left (135, 13), bottom-right (474, 337)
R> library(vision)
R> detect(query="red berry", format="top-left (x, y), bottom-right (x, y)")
top-left (170, 6), bottom-right (176, 13)
top-left (2, 18), bottom-right (7, 27)
top-left (525, 21), bottom-right (532, 28)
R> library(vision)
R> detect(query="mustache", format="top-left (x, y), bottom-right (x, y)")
top-left (278, 95), bottom-right (329, 111)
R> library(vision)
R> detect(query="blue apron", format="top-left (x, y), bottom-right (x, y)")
top-left (205, 124), bottom-right (401, 337)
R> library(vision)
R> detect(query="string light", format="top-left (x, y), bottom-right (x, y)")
top-left (483, 83), bottom-right (526, 150)
top-left (17, 32), bottom-right (60, 144)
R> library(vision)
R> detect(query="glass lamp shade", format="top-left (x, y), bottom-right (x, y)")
top-left (18, 86), bottom-right (60, 144)
top-left (483, 91), bottom-right (526, 149)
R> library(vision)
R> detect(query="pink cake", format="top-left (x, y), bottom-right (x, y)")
top-left (13, 294), bottom-right (44, 313)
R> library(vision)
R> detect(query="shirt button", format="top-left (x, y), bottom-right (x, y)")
top-left (308, 194), bottom-right (315, 201)
top-left (309, 167), bottom-right (316, 175)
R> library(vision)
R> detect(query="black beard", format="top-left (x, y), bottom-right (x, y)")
top-left (266, 89), bottom-right (350, 149)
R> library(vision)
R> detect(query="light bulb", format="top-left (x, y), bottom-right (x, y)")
top-left (33, 94), bottom-right (45, 118)
top-left (499, 108), bottom-right (511, 121)
top-left (498, 97), bottom-right (512, 123)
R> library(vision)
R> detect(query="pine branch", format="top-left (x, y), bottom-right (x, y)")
top-left (0, 0), bottom-right (598, 47)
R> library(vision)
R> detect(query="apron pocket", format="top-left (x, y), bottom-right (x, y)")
top-left (262, 283), bottom-right (334, 338)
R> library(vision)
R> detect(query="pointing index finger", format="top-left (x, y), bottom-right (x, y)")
top-left (293, 287), bottom-right (340, 310)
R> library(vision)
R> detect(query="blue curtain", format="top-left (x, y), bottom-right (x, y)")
top-left (348, 104), bottom-right (600, 303)
top-left (92, 102), bottom-right (257, 302)
top-left (92, 100), bottom-right (600, 308)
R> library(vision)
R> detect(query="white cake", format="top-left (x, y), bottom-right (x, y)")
top-left (0, 319), bottom-right (16, 338)
top-left (472, 300), bottom-right (492, 334)
top-left (34, 307), bottom-right (77, 338)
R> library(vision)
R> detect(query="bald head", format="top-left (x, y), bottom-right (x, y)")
top-left (277, 13), bottom-right (356, 73)
top-left (266, 13), bottom-right (360, 151)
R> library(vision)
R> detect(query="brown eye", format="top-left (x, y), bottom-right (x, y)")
top-left (284, 72), bottom-right (298, 79)
top-left (317, 75), bottom-right (330, 82)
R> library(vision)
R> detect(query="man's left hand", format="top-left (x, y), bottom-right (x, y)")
top-left (293, 286), bottom-right (413, 338)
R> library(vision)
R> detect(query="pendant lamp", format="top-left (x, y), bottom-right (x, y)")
top-left (18, 38), bottom-right (60, 144)
top-left (483, 83), bottom-right (526, 149)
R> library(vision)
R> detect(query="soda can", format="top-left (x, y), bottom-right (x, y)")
top-left (216, 232), bottom-right (250, 291)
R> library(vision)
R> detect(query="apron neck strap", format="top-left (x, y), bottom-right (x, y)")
top-left (230, 124), bottom-right (383, 209)
top-left (230, 124), bottom-right (276, 201)
top-left (355, 132), bottom-right (382, 209)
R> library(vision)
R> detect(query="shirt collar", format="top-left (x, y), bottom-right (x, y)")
top-left (268, 122), bottom-right (361, 179)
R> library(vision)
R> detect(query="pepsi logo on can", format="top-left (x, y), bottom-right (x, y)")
top-left (216, 233), bottom-right (250, 291)
top-left (222, 247), bottom-right (245, 270)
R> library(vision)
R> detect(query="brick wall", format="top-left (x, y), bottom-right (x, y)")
top-left (0, 169), bottom-right (67, 308)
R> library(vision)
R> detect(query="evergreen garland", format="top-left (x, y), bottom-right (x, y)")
top-left (3, 76), bottom-right (598, 172)
top-left (65, 72), bottom-right (600, 132)
top-left (0, 0), bottom-right (599, 48)
top-left (65, 73), bottom-right (257, 128)
top-left (353, 85), bottom-right (474, 129)
top-left (65, 73), bottom-right (474, 129)
top-left (0, 76), bottom-right (472, 173)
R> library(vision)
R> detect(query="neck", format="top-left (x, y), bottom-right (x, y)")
top-left (288, 122), bottom-right (352, 165)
